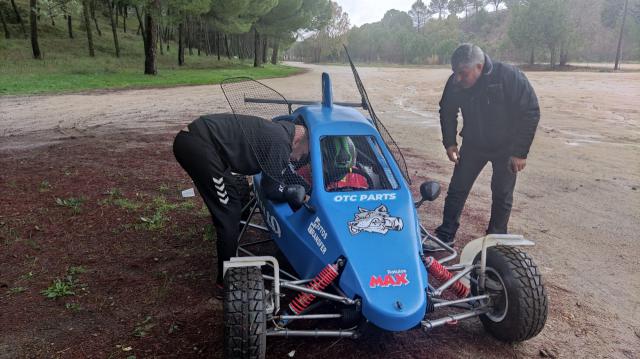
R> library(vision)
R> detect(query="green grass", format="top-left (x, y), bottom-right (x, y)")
top-left (55, 197), bottom-right (85, 214)
top-left (41, 278), bottom-right (76, 299)
top-left (0, 3), bottom-right (302, 95)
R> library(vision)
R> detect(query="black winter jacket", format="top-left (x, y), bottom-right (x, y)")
top-left (439, 55), bottom-right (540, 158)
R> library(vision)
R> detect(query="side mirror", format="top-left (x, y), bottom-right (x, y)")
top-left (420, 181), bottom-right (441, 202)
top-left (415, 181), bottom-right (441, 208)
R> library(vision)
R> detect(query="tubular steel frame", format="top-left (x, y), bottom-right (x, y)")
top-left (225, 193), bottom-right (504, 337)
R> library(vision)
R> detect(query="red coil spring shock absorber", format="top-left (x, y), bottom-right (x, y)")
top-left (289, 263), bottom-right (339, 315)
top-left (424, 256), bottom-right (470, 298)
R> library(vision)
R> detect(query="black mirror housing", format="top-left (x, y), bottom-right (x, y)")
top-left (420, 181), bottom-right (441, 202)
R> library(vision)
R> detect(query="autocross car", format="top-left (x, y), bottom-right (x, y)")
top-left (217, 50), bottom-right (547, 359)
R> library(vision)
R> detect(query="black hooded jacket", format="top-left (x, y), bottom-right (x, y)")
top-left (439, 55), bottom-right (540, 158)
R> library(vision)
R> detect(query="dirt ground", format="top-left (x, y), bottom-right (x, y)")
top-left (1, 63), bottom-right (639, 358)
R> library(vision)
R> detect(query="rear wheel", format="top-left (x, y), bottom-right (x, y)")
top-left (471, 246), bottom-right (548, 342)
top-left (223, 266), bottom-right (266, 359)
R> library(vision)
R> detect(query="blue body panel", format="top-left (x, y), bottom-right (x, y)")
top-left (252, 74), bottom-right (428, 332)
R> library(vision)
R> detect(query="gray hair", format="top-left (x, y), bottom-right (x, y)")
top-left (451, 43), bottom-right (485, 71)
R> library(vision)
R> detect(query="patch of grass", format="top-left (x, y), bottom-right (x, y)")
top-left (198, 204), bottom-right (210, 218)
top-left (152, 196), bottom-right (178, 212)
top-left (105, 188), bottom-right (122, 197)
top-left (55, 197), bottom-right (84, 214)
top-left (41, 278), bottom-right (76, 299)
top-left (6, 287), bottom-right (27, 295)
top-left (67, 266), bottom-right (87, 276)
top-left (139, 212), bottom-right (169, 231)
top-left (20, 271), bottom-right (35, 281)
top-left (178, 200), bottom-right (196, 211)
top-left (133, 316), bottom-right (155, 338)
top-left (158, 184), bottom-right (170, 194)
top-left (65, 302), bottom-right (82, 312)
top-left (202, 224), bottom-right (215, 242)
top-left (137, 196), bottom-right (181, 231)
top-left (100, 188), bottom-right (142, 210)
top-left (114, 198), bottom-right (141, 210)
top-left (38, 180), bottom-right (52, 192)
top-left (0, 15), bottom-right (302, 96)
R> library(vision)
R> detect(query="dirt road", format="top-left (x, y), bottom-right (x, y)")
top-left (1, 63), bottom-right (639, 358)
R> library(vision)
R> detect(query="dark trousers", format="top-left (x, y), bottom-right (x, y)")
top-left (435, 145), bottom-right (517, 243)
top-left (173, 130), bottom-right (242, 284)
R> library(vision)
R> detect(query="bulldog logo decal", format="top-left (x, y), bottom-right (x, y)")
top-left (348, 204), bottom-right (403, 235)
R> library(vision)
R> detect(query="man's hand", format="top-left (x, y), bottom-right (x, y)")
top-left (509, 156), bottom-right (526, 173)
top-left (446, 146), bottom-right (459, 165)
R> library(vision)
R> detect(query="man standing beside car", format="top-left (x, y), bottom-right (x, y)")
top-left (431, 43), bottom-right (540, 249)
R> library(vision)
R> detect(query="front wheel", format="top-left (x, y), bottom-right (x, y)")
top-left (471, 246), bottom-right (548, 343)
top-left (223, 266), bottom-right (266, 359)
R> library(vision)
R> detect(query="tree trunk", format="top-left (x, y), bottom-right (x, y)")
top-left (134, 5), bottom-right (145, 41)
top-left (186, 18), bottom-right (193, 56)
top-left (559, 43), bottom-right (568, 66)
top-left (158, 24), bottom-right (163, 55)
top-left (47, 2), bottom-right (55, 26)
top-left (143, 2), bottom-right (157, 75)
top-left (224, 34), bottom-right (230, 59)
top-left (82, 0), bottom-right (95, 57)
top-left (123, 5), bottom-right (127, 33)
top-left (66, 14), bottom-right (73, 38)
top-left (614, 0), bottom-right (629, 71)
top-left (271, 38), bottom-right (279, 64)
top-left (107, 0), bottom-right (119, 57)
top-left (29, 0), bottom-right (41, 59)
top-left (529, 48), bottom-right (534, 65)
top-left (262, 35), bottom-right (268, 64)
top-left (90, 0), bottom-right (101, 36)
top-left (548, 45), bottom-right (556, 69)
top-left (166, 27), bottom-right (170, 52)
top-left (253, 28), bottom-right (261, 67)
top-left (10, 0), bottom-right (27, 37)
top-left (1, 6), bottom-right (10, 39)
top-left (114, 1), bottom-right (118, 29)
top-left (178, 21), bottom-right (184, 66)
top-left (217, 33), bottom-right (222, 60)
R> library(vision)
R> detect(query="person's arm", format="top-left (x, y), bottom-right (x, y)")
top-left (439, 75), bottom-right (459, 150)
top-left (505, 68), bottom-right (540, 159)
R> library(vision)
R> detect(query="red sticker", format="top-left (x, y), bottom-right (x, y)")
top-left (369, 273), bottom-right (410, 288)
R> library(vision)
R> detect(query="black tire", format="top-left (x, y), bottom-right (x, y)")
top-left (471, 246), bottom-right (548, 343)
top-left (223, 266), bottom-right (266, 359)
top-left (230, 174), bottom-right (253, 219)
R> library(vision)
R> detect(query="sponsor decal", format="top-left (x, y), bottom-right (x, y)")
top-left (333, 193), bottom-right (397, 202)
top-left (369, 269), bottom-right (410, 288)
top-left (212, 177), bottom-right (229, 205)
top-left (348, 204), bottom-right (403, 235)
top-left (257, 196), bottom-right (281, 237)
top-left (307, 217), bottom-right (328, 254)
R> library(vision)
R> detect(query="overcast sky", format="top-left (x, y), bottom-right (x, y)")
top-left (335, 0), bottom-right (418, 27)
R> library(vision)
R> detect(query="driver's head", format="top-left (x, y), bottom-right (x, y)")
top-left (451, 43), bottom-right (485, 89)
top-left (290, 125), bottom-right (309, 162)
top-left (323, 136), bottom-right (357, 170)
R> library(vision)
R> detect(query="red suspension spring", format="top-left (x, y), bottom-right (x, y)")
top-left (289, 264), bottom-right (339, 315)
top-left (424, 256), bottom-right (470, 298)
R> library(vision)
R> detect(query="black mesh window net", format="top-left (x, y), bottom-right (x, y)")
top-left (321, 136), bottom-right (399, 192)
top-left (221, 77), bottom-right (309, 189)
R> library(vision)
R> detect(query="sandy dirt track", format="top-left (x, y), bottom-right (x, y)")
top-left (1, 62), bottom-right (639, 358)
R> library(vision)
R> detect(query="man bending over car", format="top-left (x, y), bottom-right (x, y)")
top-left (173, 113), bottom-right (309, 287)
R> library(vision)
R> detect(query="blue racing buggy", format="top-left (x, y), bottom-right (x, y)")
top-left (218, 51), bottom-right (547, 359)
